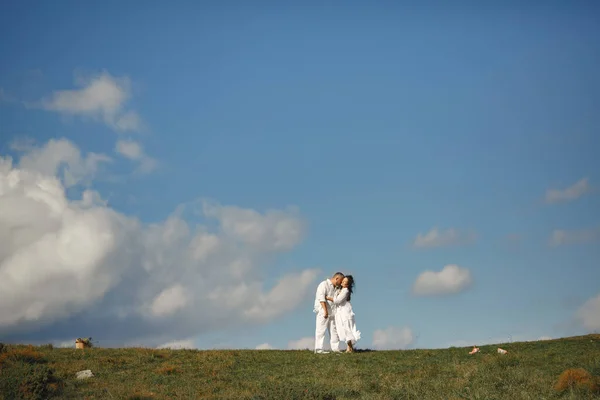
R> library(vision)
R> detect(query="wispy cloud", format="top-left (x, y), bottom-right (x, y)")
top-left (412, 227), bottom-right (477, 249)
top-left (577, 293), bottom-right (600, 332)
top-left (156, 339), bottom-right (197, 349)
top-left (372, 326), bottom-right (414, 350)
top-left (35, 71), bottom-right (141, 132)
top-left (549, 228), bottom-right (599, 246)
top-left (545, 178), bottom-right (591, 204)
top-left (287, 337), bottom-right (314, 350)
top-left (115, 139), bottom-right (157, 174)
top-left (14, 70), bottom-right (158, 176)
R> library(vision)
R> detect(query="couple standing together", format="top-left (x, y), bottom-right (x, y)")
top-left (313, 272), bottom-right (361, 354)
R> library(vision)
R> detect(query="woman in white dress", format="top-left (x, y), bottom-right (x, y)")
top-left (326, 275), bottom-right (361, 353)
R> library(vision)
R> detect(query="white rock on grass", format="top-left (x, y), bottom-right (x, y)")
top-left (76, 370), bottom-right (94, 379)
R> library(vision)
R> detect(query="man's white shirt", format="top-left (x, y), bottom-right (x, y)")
top-left (314, 278), bottom-right (337, 315)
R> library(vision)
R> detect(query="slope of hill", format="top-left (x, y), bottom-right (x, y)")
top-left (1, 334), bottom-right (599, 399)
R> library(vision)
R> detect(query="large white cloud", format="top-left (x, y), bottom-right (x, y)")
top-left (12, 138), bottom-right (111, 187)
top-left (412, 264), bottom-right (472, 296)
top-left (202, 202), bottom-right (306, 253)
top-left (0, 139), bottom-right (318, 346)
top-left (0, 166), bottom-right (133, 328)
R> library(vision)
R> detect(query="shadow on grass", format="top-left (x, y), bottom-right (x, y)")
top-left (353, 348), bottom-right (376, 353)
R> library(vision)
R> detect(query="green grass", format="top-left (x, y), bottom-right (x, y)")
top-left (1, 335), bottom-right (599, 399)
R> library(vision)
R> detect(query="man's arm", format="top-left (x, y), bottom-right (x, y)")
top-left (320, 301), bottom-right (328, 318)
top-left (316, 283), bottom-right (329, 319)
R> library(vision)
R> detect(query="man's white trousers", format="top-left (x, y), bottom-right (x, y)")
top-left (315, 312), bottom-right (340, 353)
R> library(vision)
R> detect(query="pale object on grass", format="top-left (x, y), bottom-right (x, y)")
top-left (469, 347), bottom-right (479, 355)
top-left (76, 370), bottom-right (94, 379)
top-left (497, 348), bottom-right (507, 354)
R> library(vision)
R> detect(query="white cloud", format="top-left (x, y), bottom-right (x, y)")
top-left (287, 337), bottom-right (314, 350)
top-left (189, 232), bottom-right (221, 262)
top-left (412, 227), bottom-right (476, 249)
top-left (538, 336), bottom-right (553, 341)
top-left (115, 139), bottom-right (143, 160)
top-left (78, 190), bottom-right (108, 208)
top-left (150, 285), bottom-right (188, 317)
top-left (545, 178), bottom-right (591, 204)
top-left (412, 264), bottom-right (472, 296)
top-left (577, 294), bottom-right (600, 331)
top-left (202, 202), bottom-right (306, 252)
top-left (0, 140), bottom-right (318, 346)
top-left (549, 228), bottom-right (599, 246)
top-left (241, 269), bottom-right (319, 322)
top-left (256, 343), bottom-right (275, 350)
top-left (157, 339), bottom-right (196, 349)
top-left (115, 139), bottom-right (157, 174)
top-left (114, 111), bottom-right (141, 132)
top-left (39, 71), bottom-right (141, 132)
top-left (137, 157), bottom-right (158, 174)
top-left (0, 168), bottom-right (131, 328)
top-left (372, 326), bottom-right (413, 350)
top-left (12, 138), bottom-right (111, 187)
top-left (29, 70), bottom-right (156, 176)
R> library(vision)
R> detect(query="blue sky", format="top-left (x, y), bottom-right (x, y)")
top-left (1, 1), bottom-right (599, 350)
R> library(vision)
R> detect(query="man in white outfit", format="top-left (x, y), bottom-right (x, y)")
top-left (314, 272), bottom-right (344, 354)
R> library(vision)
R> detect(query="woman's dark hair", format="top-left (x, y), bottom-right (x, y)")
top-left (344, 275), bottom-right (354, 301)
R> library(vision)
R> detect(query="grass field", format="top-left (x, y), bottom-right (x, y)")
top-left (1, 334), bottom-right (599, 399)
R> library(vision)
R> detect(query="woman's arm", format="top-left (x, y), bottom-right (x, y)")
top-left (332, 288), bottom-right (348, 305)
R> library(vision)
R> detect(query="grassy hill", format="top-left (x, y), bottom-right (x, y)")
top-left (1, 334), bottom-right (599, 399)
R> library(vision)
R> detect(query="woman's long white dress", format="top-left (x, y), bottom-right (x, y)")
top-left (333, 287), bottom-right (361, 345)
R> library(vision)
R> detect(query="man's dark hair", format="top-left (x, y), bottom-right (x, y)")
top-left (333, 272), bottom-right (344, 278)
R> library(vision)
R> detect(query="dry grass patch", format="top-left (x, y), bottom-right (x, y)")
top-left (156, 364), bottom-right (181, 375)
top-left (0, 345), bottom-right (63, 400)
top-left (0, 346), bottom-right (45, 368)
top-left (554, 367), bottom-right (599, 393)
